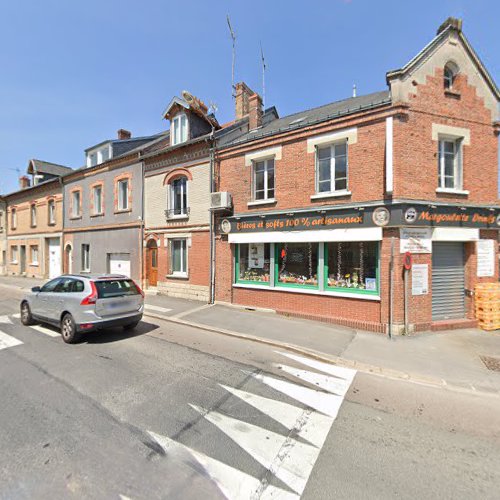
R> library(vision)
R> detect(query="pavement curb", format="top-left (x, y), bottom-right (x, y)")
top-left (143, 311), bottom-right (500, 400)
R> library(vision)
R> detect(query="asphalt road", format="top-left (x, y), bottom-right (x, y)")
top-left (0, 284), bottom-right (499, 499)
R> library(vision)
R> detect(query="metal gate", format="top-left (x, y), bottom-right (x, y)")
top-left (432, 242), bottom-right (465, 320)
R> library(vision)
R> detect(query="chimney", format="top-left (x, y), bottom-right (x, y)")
top-left (235, 82), bottom-right (254, 120)
top-left (19, 176), bottom-right (30, 189)
top-left (117, 129), bottom-right (132, 140)
top-left (248, 93), bottom-right (263, 131)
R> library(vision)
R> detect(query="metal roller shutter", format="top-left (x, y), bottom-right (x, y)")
top-left (432, 242), bottom-right (465, 320)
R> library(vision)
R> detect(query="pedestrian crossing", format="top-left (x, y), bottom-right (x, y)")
top-left (0, 329), bottom-right (23, 351)
top-left (148, 353), bottom-right (356, 499)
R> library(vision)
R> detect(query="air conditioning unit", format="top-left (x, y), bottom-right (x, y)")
top-left (210, 192), bottom-right (232, 211)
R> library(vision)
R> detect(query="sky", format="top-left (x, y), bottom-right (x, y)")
top-left (0, 0), bottom-right (498, 194)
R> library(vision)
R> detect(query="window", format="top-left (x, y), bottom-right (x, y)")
top-left (236, 243), bottom-right (271, 284)
top-left (81, 244), bottom-right (90, 272)
top-left (89, 152), bottom-right (98, 167)
top-left (169, 239), bottom-right (187, 276)
top-left (438, 139), bottom-right (462, 189)
top-left (93, 185), bottom-right (103, 215)
top-left (48, 199), bottom-right (56, 224)
top-left (171, 114), bottom-right (188, 145)
top-left (169, 177), bottom-right (188, 217)
top-left (30, 204), bottom-right (37, 227)
top-left (276, 242), bottom-right (319, 288)
top-left (118, 179), bottom-right (129, 211)
top-left (316, 142), bottom-right (348, 193)
top-left (11, 246), bottom-right (18, 263)
top-left (444, 63), bottom-right (458, 90)
top-left (95, 279), bottom-right (141, 298)
top-left (40, 278), bottom-right (62, 293)
top-left (54, 278), bottom-right (84, 293)
top-left (11, 208), bottom-right (17, 229)
top-left (101, 147), bottom-right (110, 163)
top-left (253, 159), bottom-right (275, 201)
top-left (30, 245), bottom-right (39, 265)
top-left (325, 242), bottom-right (378, 294)
top-left (71, 191), bottom-right (81, 217)
top-left (0, 211), bottom-right (3, 232)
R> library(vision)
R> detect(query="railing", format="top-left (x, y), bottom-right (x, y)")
top-left (165, 207), bottom-right (190, 219)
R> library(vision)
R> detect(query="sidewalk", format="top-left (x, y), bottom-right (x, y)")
top-left (2, 274), bottom-right (500, 397)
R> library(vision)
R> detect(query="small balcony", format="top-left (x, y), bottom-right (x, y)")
top-left (165, 207), bottom-right (190, 220)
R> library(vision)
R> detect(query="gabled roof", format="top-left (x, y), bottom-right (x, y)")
top-left (162, 96), bottom-right (189, 119)
top-left (386, 19), bottom-right (500, 100)
top-left (27, 159), bottom-right (72, 177)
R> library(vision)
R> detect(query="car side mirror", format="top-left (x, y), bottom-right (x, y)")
top-left (31, 286), bottom-right (41, 293)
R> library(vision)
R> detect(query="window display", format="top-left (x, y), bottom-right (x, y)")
top-left (237, 243), bottom-right (271, 283)
top-left (277, 242), bottom-right (318, 287)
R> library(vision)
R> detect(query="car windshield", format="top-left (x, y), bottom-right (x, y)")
top-left (94, 279), bottom-right (140, 299)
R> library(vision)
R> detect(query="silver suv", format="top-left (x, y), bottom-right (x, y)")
top-left (20, 274), bottom-right (144, 344)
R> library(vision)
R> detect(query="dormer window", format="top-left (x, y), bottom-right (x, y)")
top-left (444, 62), bottom-right (458, 90)
top-left (87, 145), bottom-right (112, 168)
top-left (171, 114), bottom-right (188, 145)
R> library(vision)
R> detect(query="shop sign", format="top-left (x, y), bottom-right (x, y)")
top-left (399, 228), bottom-right (432, 254)
top-left (477, 239), bottom-right (495, 277)
top-left (412, 264), bottom-right (429, 295)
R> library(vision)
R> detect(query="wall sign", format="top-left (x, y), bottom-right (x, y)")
top-left (412, 264), bottom-right (429, 295)
top-left (399, 228), bottom-right (432, 253)
top-left (477, 239), bottom-right (495, 277)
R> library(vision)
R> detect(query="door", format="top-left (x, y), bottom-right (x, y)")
top-left (20, 246), bottom-right (26, 274)
top-left (432, 242), bottom-right (465, 320)
top-left (32, 277), bottom-right (62, 319)
top-left (108, 253), bottom-right (131, 277)
top-left (147, 242), bottom-right (158, 287)
top-left (48, 238), bottom-right (61, 279)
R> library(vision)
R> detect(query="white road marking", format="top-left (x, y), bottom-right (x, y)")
top-left (148, 431), bottom-right (298, 500)
top-left (0, 315), bottom-right (13, 324)
top-left (30, 325), bottom-right (60, 338)
top-left (12, 313), bottom-right (21, 319)
top-left (144, 304), bottom-right (172, 314)
top-left (0, 330), bottom-right (23, 350)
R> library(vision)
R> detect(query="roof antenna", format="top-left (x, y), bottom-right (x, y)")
top-left (227, 15), bottom-right (237, 100)
top-left (352, 84), bottom-right (357, 98)
top-left (260, 41), bottom-right (267, 109)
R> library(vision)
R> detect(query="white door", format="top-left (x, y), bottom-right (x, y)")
top-left (48, 238), bottom-right (61, 279)
top-left (108, 253), bottom-right (131, 277)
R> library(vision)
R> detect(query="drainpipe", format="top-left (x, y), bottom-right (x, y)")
top-left (59, 176), bottom-right (64, 275)
top-left (139, 153), bottom-right (145, 287)
top-left (388, 236), bottom-right (394, 339)
top-left (208, 129), bottom-right (216, 304)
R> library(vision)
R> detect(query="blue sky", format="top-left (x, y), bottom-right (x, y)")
top-left (0, 0), bottom-right (498, 194)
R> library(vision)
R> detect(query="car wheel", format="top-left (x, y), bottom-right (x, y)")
top-left (61, 314), bottom-right (81, 344)
top-left (20, 302), bottom-right (36, 326)
top-left (123, 321), bottom-right (140, 331)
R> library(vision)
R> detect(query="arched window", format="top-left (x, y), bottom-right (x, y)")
top-left (444, 62), bottom-right (458, 90)
top-left (167, 176), bottom-right (189, 218)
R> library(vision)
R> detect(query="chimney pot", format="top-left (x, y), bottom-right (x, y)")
top-left (19, 176), bottom-right (30, 189)
top-left (117, 129), bottom-right (132, 140)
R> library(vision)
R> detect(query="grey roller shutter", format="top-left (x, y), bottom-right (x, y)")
top-left (432, 242), bottom-right (465, 320)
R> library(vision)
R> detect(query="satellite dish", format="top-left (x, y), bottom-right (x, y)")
top-left (182, 90), bottom-right (195, 104)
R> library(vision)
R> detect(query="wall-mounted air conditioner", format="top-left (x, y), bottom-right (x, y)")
top-left (210, 192), bottom-right (232, 211)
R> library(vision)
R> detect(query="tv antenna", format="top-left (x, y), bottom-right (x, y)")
top-left (260, 41), bottom-right (267, 109)
top-left (226, 15), bottom-right (236, 100)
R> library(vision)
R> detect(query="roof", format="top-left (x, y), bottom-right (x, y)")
top-left (218, 90), bottom-right (392, 149)
top-left (2, 177), bottom-right (61, 199)
top-left (27, 159), bottom-right (72, 177)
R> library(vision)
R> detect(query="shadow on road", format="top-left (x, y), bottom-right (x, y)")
top-left (85, 320), bottom-right (160, 344)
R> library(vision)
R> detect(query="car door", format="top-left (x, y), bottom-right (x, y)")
top-left (32, 278), bottom-right (62, 319)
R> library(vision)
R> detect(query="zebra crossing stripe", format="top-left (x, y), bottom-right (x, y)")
top-left (30, 325), bottom-right (60, 338)
top-left (0, 330), bottom-right (23, 350)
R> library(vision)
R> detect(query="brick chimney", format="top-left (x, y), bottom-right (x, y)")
top-left (19, 176), bottom-right (30, 189)
top-left (117, 129), bottom-right (132, 140)
top-left (235, 82), bottom-right (254, 120)
top-left (248, 93), bottom-right (263, 131)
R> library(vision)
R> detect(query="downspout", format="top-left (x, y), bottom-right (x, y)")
top-left (139, 153), bottom-right (145, 287)
top-left (59, 176), bottom-right (64, 275)
top-left (209, 128), bottom-right (216, 304)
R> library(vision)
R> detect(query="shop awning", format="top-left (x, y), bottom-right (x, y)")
top-left (228, 227), bottom-right (383, 244)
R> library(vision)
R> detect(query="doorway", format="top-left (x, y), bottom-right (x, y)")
top-left (146, 240), bottom-right (158, 287)
top-left (47, 238), bottom-right (61, 279)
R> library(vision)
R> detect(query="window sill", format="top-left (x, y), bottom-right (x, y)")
top-left (30, 263), bottom-right (39, 267)
top-left (70, 216), bottom-right (82, 221)
top-left (48, 222), bottom-right (56, 226)
top-left (311, 190), bottom-right (352, 200)
top-left (232, 283), bottom-right (380, 301)
top-left (444, 90), bottom-right (461, 99)
top-left (247, 199), bottom-right (277, 207)
top-left (115, 208), bottom-right (132, 214)
top-left (167, 273), bottom-right (189, 280)
top-left (90, 212), bottom-right (105, 218)
top-left (436, 187), bottom-right (469, 196)
top-left (10, 261), bottom-right (18, 265)
top-left (167, 215), bottom-right (189, 221)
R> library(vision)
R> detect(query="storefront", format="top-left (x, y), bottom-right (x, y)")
top-left (217, 201), bottom-right (500, 333)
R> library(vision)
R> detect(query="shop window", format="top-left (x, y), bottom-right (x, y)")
top-left (325, 241), bottom-right (378, 294)
top-left (252, 158), bottom-right (275, 201)
top-left (438, 138), bottom-right (462, 190)
top-left (276, 242), bottom-right (319, 288)
top-left (316, 141), bottom-right (348, 193)
top-left (236, 243), bottom-right (271, 284)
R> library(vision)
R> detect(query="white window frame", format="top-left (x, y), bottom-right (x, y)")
top-left (30, 204), bottom-right (37, 227)
top-left (81, 244), bottom-right (90, 272)
top-left (118, 179), bottom-right (129, 211)
top-left (171, 113), bottom-right (188, 146)
top-left (169, 177), bottom-right (189, 218)
top-left (11, 246), bottom-right (18, 264)
top-left (169, 238), bottom-right (188, 277)
top-left (93, 185), bottom-right (103, 214)
top-left (71, 191), bottom-right (81, 217)
top-left (252, 158), bottom-right (275, 202)
top-left (438, 137), bottom-right (463, 191)
top-left (315, 141), bottom-right (349, 195)
top-left (11, 208), bottom-right (17, 229)
top-left (48, 199), bottom-right (56, 224)
top-left (30, 245), bottom-right (39, 265)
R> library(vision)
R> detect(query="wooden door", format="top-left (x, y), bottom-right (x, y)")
top-left (147, 246), bottom-right (158, 286)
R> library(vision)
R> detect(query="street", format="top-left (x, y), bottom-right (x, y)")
top-left (1, 283), bottom-right (499, 499)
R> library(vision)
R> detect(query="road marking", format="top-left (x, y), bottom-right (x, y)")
top-left (12, 313), bottom-right (21, 319)
top-left (30, 325), bottom-right (60, 338)
top-left (0, 330), bottom-right (23, 350)
top-left (144, 304), bottom-right (172, 314)
top-left (0, 315), bottom-right (13, 325)
top-left (148, 431), bottom-right (297, 499)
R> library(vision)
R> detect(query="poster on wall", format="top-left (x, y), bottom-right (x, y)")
top-left (477, 239), bottom-right (495, 277)
top-left (248, 243), bottom-right (265, 269)
top-left (412, 264), bottom-right (429, 295)
top-left (400, 228), bottom-right (432, 254)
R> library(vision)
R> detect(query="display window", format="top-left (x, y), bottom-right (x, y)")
top-left (235, 243), bottom-right (271, 284)
top-left (276, 242), bottom-right (319, 288)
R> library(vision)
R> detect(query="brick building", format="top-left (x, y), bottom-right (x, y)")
top-left (214, 18), bottom-right (500, 333)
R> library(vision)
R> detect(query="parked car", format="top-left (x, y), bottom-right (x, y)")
top-left (20, 274), bottom-right (144, 343)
